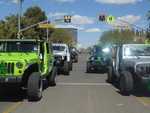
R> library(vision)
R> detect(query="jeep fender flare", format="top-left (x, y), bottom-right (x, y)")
top-left (21, 63), bottom-right (40, 87)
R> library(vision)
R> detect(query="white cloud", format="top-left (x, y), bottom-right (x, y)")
top-left (111, 15), bottom-right (141, 28)
top-left (48, 12), bottom-right (68, 18)
top-left (72, 15), bottom-right (94, 25)
top-left (118, 15), bottom-right (141, 23)
top-left (55, 24), bottom-right (84, 30)
top-left (11, 0), bottom-right (19, 4)
top-left (54, 0), bottom-right (75, 3)
top-left (84, 28), bottom-right (101, 32)
top-left (95, 0), bottom-right (142, 4)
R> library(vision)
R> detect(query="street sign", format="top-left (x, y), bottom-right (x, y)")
top-left (106, 15), bottom-right (115, 24)
top-left (39, 23), bottom-right (55, 29)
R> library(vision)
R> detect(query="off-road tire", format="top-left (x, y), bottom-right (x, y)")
top-left (70, 61), bottom-right (73, 71)
top-left (86, 62), bottom-right (91, 73)
top-left (63, 61), bottom-right (70, 75)
top-left (74, 56), bottom-right (78, 63)
top-left (27, 72), bottom-right (43, 101)
top-left (48, 66), bottom-right (57, 87)
top-left (107, 66), bottom-right (114, 83)
top-left (120, 71), bottom-right (133, 96)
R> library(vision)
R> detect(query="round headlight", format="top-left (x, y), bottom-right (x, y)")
top-left (16, 62), bottom-right (23, 69)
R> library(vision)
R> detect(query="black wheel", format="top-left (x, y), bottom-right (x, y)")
top-left (63, 61), bottom-right (70, 75)
top-left (75, 56), bottom-right (78, 63)
top-left (86, 62), bottom-right (91, 73)
top-left (107, 66), bottom-right (114, 83)
top-left (120, 71), bottom-right (133, 96)
top-left (48, 66), bottom-right (57, 86)
top-left (70, 61), bottom-right (73, 71)
top-left (27, 72), bottom-right (43, 101)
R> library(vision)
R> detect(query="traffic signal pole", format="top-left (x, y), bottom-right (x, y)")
top-left (20, 20), bottom-right (47, 32)
top-left (46, 20), bottom-right (49, 41)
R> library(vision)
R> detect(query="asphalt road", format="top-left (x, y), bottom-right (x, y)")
top-left (1, 54), bottom-right (150, 113)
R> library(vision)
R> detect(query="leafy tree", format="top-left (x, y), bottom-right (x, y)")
top-left (23, 6), bottom-right (47, 39)
top-left (0, 20), bottom-right (6, 38)
top-left (0, 5), bottom-right (74, 45)
top-left (99, 29), bottom-right (136, 46)
top-left (0, 6), bottom-right (47, 39)
top-left (146, 10), bottom-right (150, 38)
top-left (0, 15), bottom-right (18, 39)
top-left (49, 29), bottom-right (74, 46)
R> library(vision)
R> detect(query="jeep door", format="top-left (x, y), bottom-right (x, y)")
top-left (40, 42), bottom-right (50, 75)
top-left (47, 43), bottom-right (54, 72)
top-left (114, 47), bottom-right (121, 77)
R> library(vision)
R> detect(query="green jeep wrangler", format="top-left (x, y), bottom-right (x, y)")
top-left (0, 39), bottom-right (57, 100)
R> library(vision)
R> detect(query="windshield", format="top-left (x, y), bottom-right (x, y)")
top-left (124, 45), bottom-right (150, 56)
top-left (0, 41), bottom-right (38, 52)
top-left (52, 45), bottom-right (65, 51)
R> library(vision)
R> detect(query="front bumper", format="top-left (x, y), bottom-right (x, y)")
top-left (0, 76), bottom-right (21, 84)
top-left (88, 61), bottom-right (107, 71)
top-left (140, 76), bottom-right (150, 85)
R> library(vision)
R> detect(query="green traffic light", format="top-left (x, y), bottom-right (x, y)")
top-left (106, 15), bottom-right (115, 24)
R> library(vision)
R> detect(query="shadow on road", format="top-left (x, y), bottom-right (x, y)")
top-left (0, 80), bottom-right (50, 102)
top-left (109, 81), bottom-right (150, 97)
top-left (0, 86), bottom-right (26, 102)
top-left (85, 70), bottom-right (107, 74)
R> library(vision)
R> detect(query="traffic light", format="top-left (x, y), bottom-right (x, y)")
top-left (99, 14), bottom-right (106, 22)
top-left (64, 15), bottom-right (72, 23)
top-left (106, 15), bottom-right (115, 24)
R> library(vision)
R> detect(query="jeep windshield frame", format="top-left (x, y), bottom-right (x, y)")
top-left (123, 44), bottom-right (150, 58)
top-left (0, 41), bottom-right (38, 52)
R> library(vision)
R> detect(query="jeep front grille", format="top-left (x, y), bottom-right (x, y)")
top-left (136, 64), bottom-right (150, 74)
top-left (0, 62), bottom-right (14, 74)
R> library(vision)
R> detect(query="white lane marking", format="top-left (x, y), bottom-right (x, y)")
top-left (116, 104), bottom-right (124, 107)
top-left (57, 82), bottom-right (111, 86)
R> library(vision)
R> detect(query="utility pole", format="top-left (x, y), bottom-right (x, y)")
top-left (46, 20), bottom-right (49, 41)
top-left (17, 0), bottom-right (23, 39)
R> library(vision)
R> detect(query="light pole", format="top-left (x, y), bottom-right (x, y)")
top-left (46, 20), bottom-right (49, 41)
top-left (17, 0), bottom-right (23, 39)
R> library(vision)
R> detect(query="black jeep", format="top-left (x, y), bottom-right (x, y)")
top-left (107, 44), bottom-right (150, 95)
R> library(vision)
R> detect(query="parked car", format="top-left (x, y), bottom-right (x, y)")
top-left (86, 52), bottom-right (110, 73)
top-left (0, 39), bottom-right (57, 100)
top-left (107, 44), bottom-right (150, 95)
top-left (52, 43), bottom-right (72, 75)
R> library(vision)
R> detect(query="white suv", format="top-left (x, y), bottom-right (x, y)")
top-left (52, 43), bottom-right (72, 75)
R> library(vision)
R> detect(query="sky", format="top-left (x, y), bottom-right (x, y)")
top-left (0, 0), bottom-right (150, 48)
